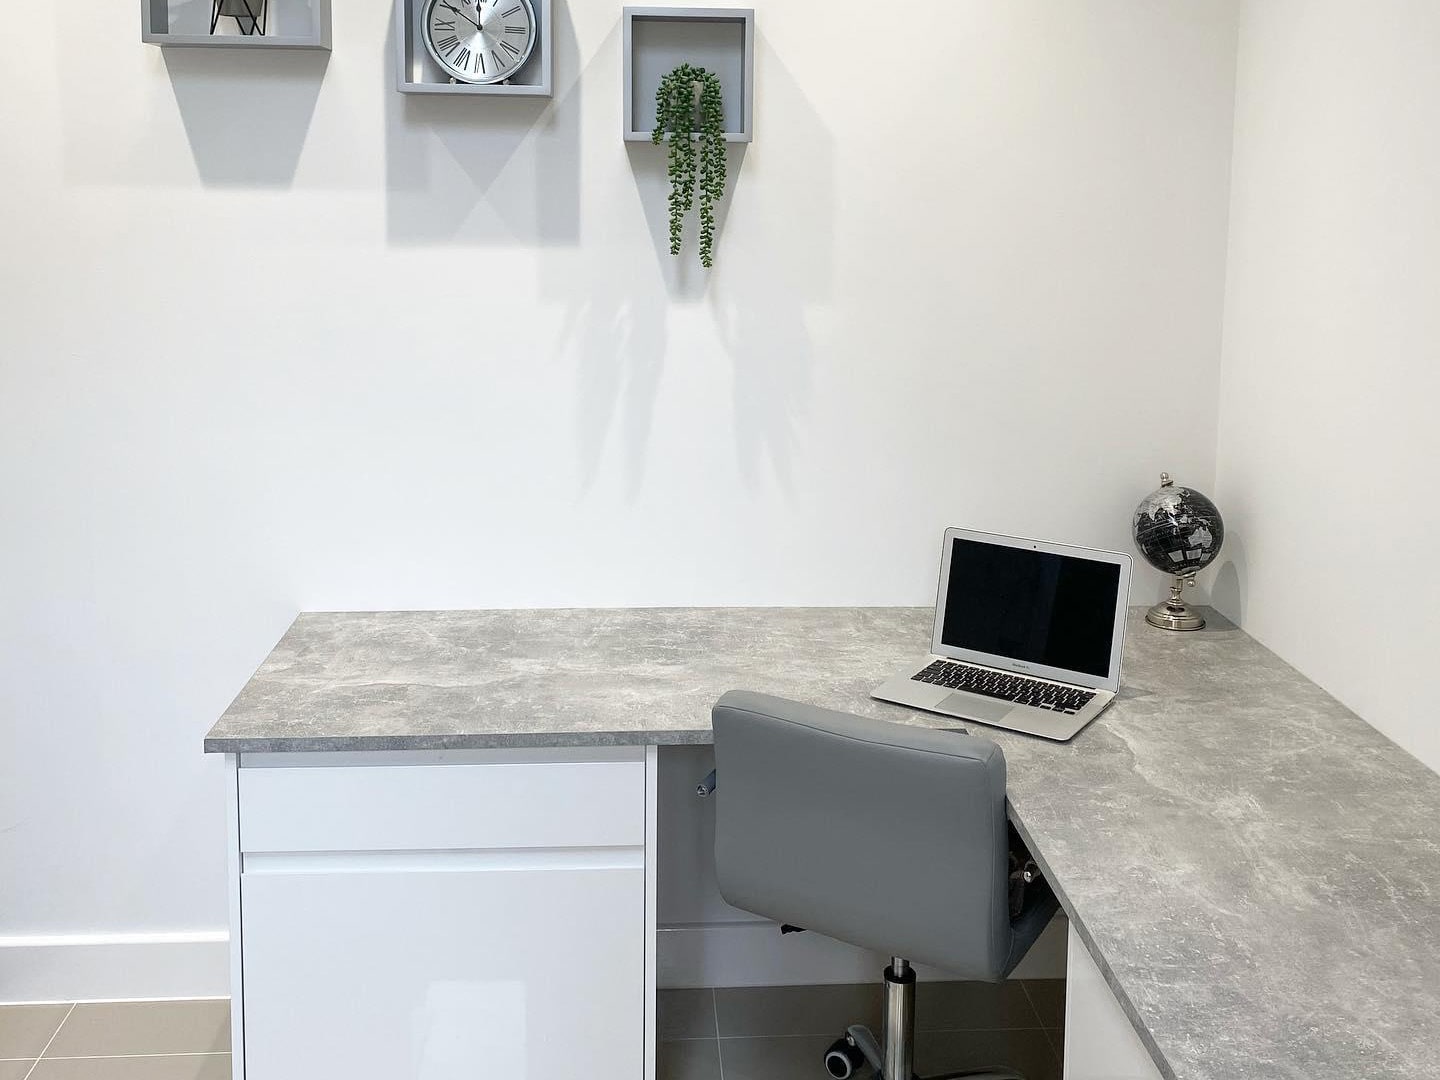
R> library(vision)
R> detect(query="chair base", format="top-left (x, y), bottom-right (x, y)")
top-left (823, 1028), bottom-right (1024, 1080)
top-left (820, 958), bottom-right (1027, 1080)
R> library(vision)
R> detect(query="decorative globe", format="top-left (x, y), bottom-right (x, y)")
top-left (1132, 474), bottom-right (1225, 579)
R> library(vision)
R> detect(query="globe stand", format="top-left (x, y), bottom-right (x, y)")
top-left (1146, 574), bottom-right (1205, 632)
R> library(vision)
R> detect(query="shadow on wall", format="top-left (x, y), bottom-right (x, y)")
top-left (709, 50), bottom-right (833, 495)
top-left (161, 48), bottom-right (330, 188)
top-left (384, 0), bottom-right (581, 246)
top-left (1209, 533), bottom-right (1247, 629)
top-left (553, 254), bottom-right (670, 499)
top-left (545, 37), bottom-right (836, 498)
top-left (62, 31), bottom-right (329, 189)
top-left (503, 20), bottom-right (661, 499)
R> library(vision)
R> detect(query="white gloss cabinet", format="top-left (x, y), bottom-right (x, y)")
top-left (1063, 925), bottom-right (1165, 1080)
top-left (228, 749), bottom-right (652, 1080)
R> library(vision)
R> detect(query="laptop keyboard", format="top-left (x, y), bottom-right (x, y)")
top-left (913, 659), bottom-right (1096, 715)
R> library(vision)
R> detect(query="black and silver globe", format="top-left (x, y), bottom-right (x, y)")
top-left (1132, 473), bottom-right (1225, 631)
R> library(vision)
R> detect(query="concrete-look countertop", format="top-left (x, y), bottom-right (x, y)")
top-left (205, 607), bottom-right (1440, 1080)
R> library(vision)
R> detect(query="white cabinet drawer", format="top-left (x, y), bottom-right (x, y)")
top-left (241, 860), bottom-right (644, 1080)
top-left (238, 758), bottom-right (645, 854)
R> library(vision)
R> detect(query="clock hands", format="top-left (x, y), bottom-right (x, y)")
top-left (442, 2), bottom-right (482, 31)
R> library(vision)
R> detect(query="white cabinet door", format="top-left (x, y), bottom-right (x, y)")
top-left (1063, 925), bottom-right (1165, 1080)
top-left (241, 855), bottom-right (645, 1080)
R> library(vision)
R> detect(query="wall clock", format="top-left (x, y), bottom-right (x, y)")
top-left (422, 0), bottom-right (538, 85)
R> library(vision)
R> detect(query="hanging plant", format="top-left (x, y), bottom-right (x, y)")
top-left (651, 64), bottom-right (727, 268)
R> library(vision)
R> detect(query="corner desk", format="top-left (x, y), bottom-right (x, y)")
top-left (204, 608), bottom-right (1440, 1080)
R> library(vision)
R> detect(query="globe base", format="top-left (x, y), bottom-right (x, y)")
top-left (1146, 601), bottom-right (1206, 632)
top-left (1146, 575), bottom-right (1206, 632)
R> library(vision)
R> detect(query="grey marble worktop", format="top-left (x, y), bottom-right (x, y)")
top-left (205, 607), bottom-right (1440, 1080)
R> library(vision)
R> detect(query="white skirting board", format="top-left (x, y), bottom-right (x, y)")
top-left (0, 932), bottom-right (230, 1005)
top-left (657, 912), bottom-right (1068, 989)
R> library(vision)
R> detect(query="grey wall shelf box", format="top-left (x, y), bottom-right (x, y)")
top-left (395, 0), bottom-right (553, 96)
top-left (623, 7), bottom-right (754, 143)
top-left (142, 0), bottom-right (331, 48)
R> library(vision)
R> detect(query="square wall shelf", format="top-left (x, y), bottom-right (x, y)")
top-left (395, 0), bottom-right (553, 96)
top-left (623, 7), bottom-right (754, 143)
top-left (142, 0), bottom-right (332, 49)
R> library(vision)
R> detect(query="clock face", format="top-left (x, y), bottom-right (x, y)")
top-left (423, 0), bottom-right (537, 85)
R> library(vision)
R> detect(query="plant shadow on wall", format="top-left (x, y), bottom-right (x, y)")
top-left (521, 21), bottom-right (668, 498)
top-left (555, 47), bottom-right (834, 497)
top-left (552, 135), bottom-right (748, 498)
top-left (555, 261), bottom-right (670, 499)
top-left (384, 0), bottom-right (581, 245)
top-left (708, 53), bottom-right (833, 495)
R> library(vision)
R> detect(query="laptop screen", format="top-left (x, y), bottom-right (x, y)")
top-left (940, 537), bottom-right (1122, 678)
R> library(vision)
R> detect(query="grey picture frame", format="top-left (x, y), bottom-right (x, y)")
top-left (623, 7), bottom-right (755, 143)
top-left (395, 0), bottom-right (554, 97)
top-left (142, 0), bottom-right (332, 49)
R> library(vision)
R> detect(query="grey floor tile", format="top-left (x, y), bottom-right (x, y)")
top-left (718, 1034), bottom-right (835, 1080)
top-left (917, 981), bottom-right (1044, 1031)
top-left (658, 989), bottom-right (717, 1040)
top-left (0, 1061), bottom-right (36, 1080)
top-left (658, 1039), bottom-right (722, 1080)
top-left (720, 1028), bottom-right (1059, 1080)
top-left (0, 1004), bottom-right (72, 1059)
top-left (714, 984), bottom-right (880, 1038)
top-left (715, 980), bottom-right (1045, 1038)
top-left (1021, 979), bottom-right (1066, 1030)
top-left (29, 1055), bottom-right (231, 1080)
top-left (1042, 1026), bottom-right (1065, 1060)
top-left (46, 1002), bottom-right (229, 1059)
top-left (917, 1028), bottom-right (1060, 1080)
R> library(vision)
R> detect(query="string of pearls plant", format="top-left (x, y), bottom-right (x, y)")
top-left (651, 64), bottom-right (727, 268)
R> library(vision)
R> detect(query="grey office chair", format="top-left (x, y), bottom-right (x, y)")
top-left (711, 691), bottom-right (1058, 1080)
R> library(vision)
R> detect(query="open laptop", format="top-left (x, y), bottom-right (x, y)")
top-left (873, 528), bottom-right (1132, 742)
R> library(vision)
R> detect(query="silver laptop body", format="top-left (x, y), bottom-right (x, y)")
top-left (873, 528), bottom-right (1133, 742)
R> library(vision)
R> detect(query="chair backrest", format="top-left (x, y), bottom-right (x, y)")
top-left (712, 690), bottom-right (1016, 980)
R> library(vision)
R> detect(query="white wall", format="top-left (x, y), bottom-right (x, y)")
top-left (0, 0), bottom-right (1240, 999)
top-left (1214, 0), bottom-right (1440, 773)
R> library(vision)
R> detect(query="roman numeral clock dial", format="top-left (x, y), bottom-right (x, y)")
top-left (422, 0), bottom-right (536, 85)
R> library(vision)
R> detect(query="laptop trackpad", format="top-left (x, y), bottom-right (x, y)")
top-left (939, 692), bottom-right (1014, 725)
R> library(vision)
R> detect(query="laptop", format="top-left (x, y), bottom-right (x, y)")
top-left (873, 528), bottom-right (1132, 742)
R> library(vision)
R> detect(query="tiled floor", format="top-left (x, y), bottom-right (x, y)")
top-left (0, 981), bottom-right (1064, 1080)
top-left (660, 980), bottom-right (1065, 1080)
top-left (0, 1001), bottom-right (229, 1080)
